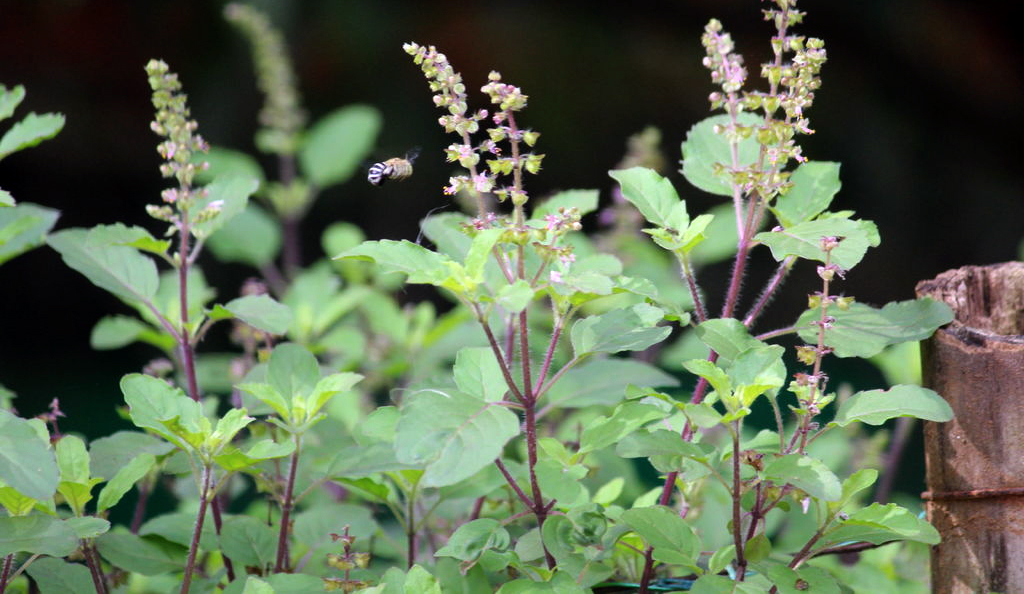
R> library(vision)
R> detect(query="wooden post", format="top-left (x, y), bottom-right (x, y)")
top-left (916, 262), bottom-right (1024, 594)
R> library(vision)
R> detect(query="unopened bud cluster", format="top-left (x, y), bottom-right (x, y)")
top-left (405, 43), bottom-right (544, 207)
top-left (224, 3), bottom-right (306, 154)
top-left (701, 0), bottom-right (826, 202)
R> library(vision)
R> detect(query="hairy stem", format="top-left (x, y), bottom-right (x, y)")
top-left (743, 256), bottom-right (795, 328)
top-left (638, 367), bottom-right (715, 593)
top-left (82, 541), bottom-right (107, 594)
top-left (475, 308), bottom-right (525, 404)
top-left (494, 458), bottom-right (534, 510)
top-left (129, 475), bottom-right (153, 534)
top-left (210, 492), bottom-right (235, 582)
top-left (731, 423), bottom-right (748, 580)
top-left (180, 463), bottom-right (213, 594)
top-left (524, 403), bottom-right (557, 570)
top-left (177, 225), bottom-right (201, 403)
top-left (1, 554), bottom-right (14, 592)
top-left (281, 215), bottom-right (302, 279)
top-left (874, 417), bottom-right (916, 504)
top-left (406, 488), bottom-right (416, 569)
top-left (274, 438), bottom-right (301, 573)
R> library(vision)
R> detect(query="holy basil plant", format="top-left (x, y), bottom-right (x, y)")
top-left (0, 1), bottom-right (954, 593)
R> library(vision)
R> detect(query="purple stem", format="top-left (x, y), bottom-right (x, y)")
top-left (210, 494), bottom-right (235, 582)
top-left (83, 541), bottom-right (108, 594)
top-left (180, 464), bottom-right (213, 594)
top-left (274, 445), bottom-right (301, 573)
top-left (129, 478), bottom-right (152, 534)
top-left (1, 554), bottom-right (14, 592)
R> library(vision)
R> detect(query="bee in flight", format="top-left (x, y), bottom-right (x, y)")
top-left (367, 148), bottom-right (420, 186)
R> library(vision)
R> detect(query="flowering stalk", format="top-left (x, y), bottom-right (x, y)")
top-left (224, 3), bottom-right (309, 275)
top-left (146, 59), bottom-right (236, 586)
top-left (638, 1), bottom-right (827, 589)
top-left (407, 44), bottom-right (557, 568)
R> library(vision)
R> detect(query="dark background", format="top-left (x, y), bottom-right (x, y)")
top-left (0, 0), bottom-right (1021, 447)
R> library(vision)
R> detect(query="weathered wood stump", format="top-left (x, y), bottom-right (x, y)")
top-left (916, 262), bottom-right (1024, 594)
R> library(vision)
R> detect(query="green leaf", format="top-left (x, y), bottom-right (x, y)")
top-left (694, 318), bottom-right (765, 366)
top-left (306, 372), bottom-right (363, 418)
top-left (531, 189), bottom-right (600, 219)
top-left (88, 431), bottom-right (173, 481)
top-left (47, 228), bottom-right (159, 304)
top-left (0, 111), bottom-right (65, 159)
top-left (496, 279), bottom-right (535, 313)
top-left (761, 562), bottom-right (841, 594)
top-left (0, 188), bottom-right (13, 207)
top-left (681, 112), bottom-right (762, 196)
top-left (220, 515), bottom-right (277, 569)
top-left (0, 515), bottom-right (78, 556)
top-left (121, 373), bottom-right (206, 452)
top-left (616, 429), bottom-right (715, 461)
top-left (689, 203), bottom-right (740, 266)
top-left (771, 161), bottom-right (841, 226)
top-left (832, 385), bottom-right (953, 426)
top-left (0, 410), bottom-right (58, 501)
top-left (95, 531), bottom-right (186, 575)
top-left (819, 502), bottom-right (940, 548)
top-left (194, 145), bottom-right (266, 187)
top-left (0, 84), bottom-right (26, 121)
top-left (579, 402), bottom-right (667, 454)
top-left (97, 453), bottom-right (156, 513)
top-left (336, 240), bottom-right (449, 285)
top-left (690, 574), bottom-right (767, 594)
top-left (267, 343), bottom-right (320, 403)
top-left (454, 347), bottom-right (507, 402)
top-left (797, 298), bottom-right (954, 358)
top-left (571, 304), bottom-right (671, 356)
top-left (139, 512), bottom-right (218, 549)
top-left (56, 436), bottom-right (98, 513)
top-left (224, 574), bottom-right (325, 594)
top-left (418, 212), bottom-right (472, 259)
top-left (191, 174), bottom-right (258, 239)
top-left (299, 104), bottom-right (382, 187)
top-left (238, 383), bottom-right (290, 420)
top-left (395, 390), bottom-right (519, 488)
top-left (744, 533), bottom-right (772, 563)
top-left (0, 202), bottom-right (60, 265)
top-left (218, 294), bottom-right (293, 335)
top-left (65, 516), bottom-right (110, 539)
top-left (240, 578), bottom-right (275, 594)
top-left (609, 167), bottom-right (688, 230)
top-left (728, 345), bottom-right (786, 406)
top-left (545, 358), bottom-right (678, 408)
top-left (754, 216), bottom-right (880, 270)
top-left (621, 505), bottom-right (701, 566)
top-left (836, 468), bottom-right (878, 509)
top-left (25, 556), bottom-right (95, 594)
top-left (207, 204), bottom-right (281, 267)
top-left (763, 454), bottom-right (842, 501)
top-left (55, 435), bottom-right (91, 486)
top-left (85, 223), bottom-right (170, 255)
top-left (214, 439), bottom-right (295, 472)
top-left (90, 315), bottom-right (166, 351)
top-left (682, 359), bottom-right (732, 402)
top-left (464, 228), bottom-right (503, 283)
top-left (435, 518), bottom-right (510, 562)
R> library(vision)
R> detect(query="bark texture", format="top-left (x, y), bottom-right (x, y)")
top-left (917, 262), bottom-right (1024, 594)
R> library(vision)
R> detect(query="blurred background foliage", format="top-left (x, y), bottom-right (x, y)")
top-left (0, 0), bottom-right (1020, 441)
